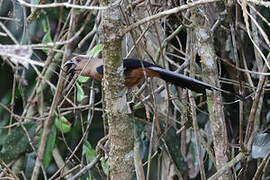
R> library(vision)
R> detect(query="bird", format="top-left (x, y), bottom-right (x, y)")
top-left (64, 56), bottom-right (245, 101)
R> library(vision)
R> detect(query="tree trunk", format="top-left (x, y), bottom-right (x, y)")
top-left (193, 9), bottom-right (233, 180)
top-left (100, 2), bottom-right (134, 180)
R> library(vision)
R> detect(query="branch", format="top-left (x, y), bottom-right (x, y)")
top-left (17, 0), bottom-right (121, 10)
top-left (253, 150), bottom-right (270, 180)
top-left (68, 154), bottom-right (102, 180)
top-left (247, 0), bottom-right (270, 7)
top-left (244, 55), bottom-right (270, 143)
top-left (0, 52), bottom-right (45, 67)
top-left (122, 0), bottom-right (220, 35)
top-left (208, 153), bottom-right (244, 180)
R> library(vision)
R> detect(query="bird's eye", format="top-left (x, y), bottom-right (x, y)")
top-left (75, 58), bottom-right (81, 63)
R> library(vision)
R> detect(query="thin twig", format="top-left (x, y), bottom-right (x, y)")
top-left (122, 0), bottom-right (220, 35)
top-left (0, 159), bottom-right (19, 180)
top-left (208, 153), bottom-right (245, 180)
top-left (17, 0), bottom-right (120, 10)
top-left (253, 150), bottom-right (270, 180)
top-left (68, 154), bottom-right (102, 180)
top-left (246, 0), bottom-right (270, 7)
top-left (244, 55), bottom-right (270, 144)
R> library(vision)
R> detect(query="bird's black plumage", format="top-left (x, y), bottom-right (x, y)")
top-left (96, 58), bottom-right (160, 75)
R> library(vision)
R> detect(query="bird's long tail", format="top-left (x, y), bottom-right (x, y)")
top-left (148, 66), bottom-right (246, 101)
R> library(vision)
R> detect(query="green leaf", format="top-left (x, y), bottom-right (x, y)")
top-left (78, 75), bottom-right (90, 83)
top-left (42, 125), bottom-right (56, 168)
top-left (0, 122), bottom-right (37, 163)
top-left (55, 116), bottom-right (71, 133)
top-left (42, 30), bottom-right (52, 43)
top-left (41, 18), bottom-right (52, 54)
top-left (76, 82), bottom-right (86, 102)
top-left (42, 31), bottom-right (52, 54)
top-left (82, 141), bottom-right (96, 180)
top-left (88, 44), bottom-right (103, 58)
top-left (101, 158), bottom-right (108, 175)
top-left (83, 140), bottom-right (97, 163)
top-left (54, 110), bottom-right (58, 117)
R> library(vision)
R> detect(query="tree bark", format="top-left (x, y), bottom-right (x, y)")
top-left (193, 9), bottom-right (233, 180)
top-left (100, 2), bottom-right (134, 180)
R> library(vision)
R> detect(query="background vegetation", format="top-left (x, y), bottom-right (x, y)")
top-left (0, 0), bottom-right (270, 179)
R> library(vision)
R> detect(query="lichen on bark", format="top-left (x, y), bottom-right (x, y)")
top-left (192, 9), bottom-right (233, 180)
top-left (100, 2), bottom-right (134, 180)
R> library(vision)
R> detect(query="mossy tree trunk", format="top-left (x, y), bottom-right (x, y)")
top-left (100, 1), bottom-right (134, 180)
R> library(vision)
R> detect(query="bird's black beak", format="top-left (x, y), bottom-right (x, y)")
top-left (63, 60), bottom-right (75, 74)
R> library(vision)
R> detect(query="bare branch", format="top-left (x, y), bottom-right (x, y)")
top-left (122, 0), bottom-right (220, 35)
top-left (17, 0), bottom-right (121, 10)
top-left (246, 0), bottom-right (270, 7)
top-left (68, 154), bottom-right (102, 180)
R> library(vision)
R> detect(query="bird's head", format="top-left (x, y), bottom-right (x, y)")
top-left (63, 56), bottom-right (86, 75)
top-left (64, 57), bottom-right (103, 78)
